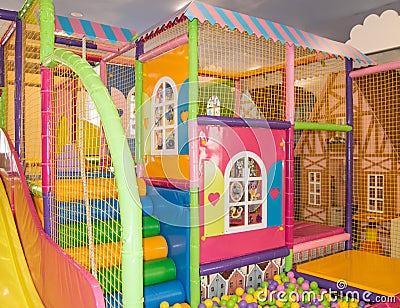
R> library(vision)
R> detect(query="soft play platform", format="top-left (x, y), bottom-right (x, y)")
top-left (296, 250), bottom-right (400, 297)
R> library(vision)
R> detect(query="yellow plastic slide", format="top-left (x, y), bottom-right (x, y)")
top-left (0, 181), bottom-right (44, 307)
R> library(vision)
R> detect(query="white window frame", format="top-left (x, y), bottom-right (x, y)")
top-left (224, 151), bottom-right (267, 234)
top-left (367, 174), bottom-right (384, 213)
top-left (151, 76), bottom-right (178, 155)
top-left (308, 171), bottom-right (321, 206)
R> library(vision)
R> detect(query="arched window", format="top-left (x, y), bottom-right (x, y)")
top-left (151, 77), bottom-right (178, 155)
top-left (224, 151), bottom-right (267, 233)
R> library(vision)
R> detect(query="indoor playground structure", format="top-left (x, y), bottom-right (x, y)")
top-left (1, 0), bottom-right (400, 307)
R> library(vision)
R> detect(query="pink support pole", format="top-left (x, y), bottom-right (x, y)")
top-left (41, 67), bottom-right (53, 234)
top-left (349, 61), bottom-right (400, 78)
top-left (138, 34), bottom-right (188, 63)
top-left (285, 44), bottom-right (295, 250)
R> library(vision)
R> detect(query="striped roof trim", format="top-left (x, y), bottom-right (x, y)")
top-left (55, 15), bottom-right (136, 46)
top-left (137, 1), bottom-right (374, 65)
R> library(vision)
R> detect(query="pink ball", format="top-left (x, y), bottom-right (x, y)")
top-left (277, 285), bottom-right (285, 292)
top-left (290, 278), bottom-right (297, 284)
top-left (318, 305), bottom-right (324, 308)
top-left (287, 271), bottom-right (295, 279)
top-left (301, 282), bottom-right (310, 291)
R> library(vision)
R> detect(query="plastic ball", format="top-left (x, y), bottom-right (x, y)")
top-left (358, 301), bottom-right (366, 307)
top-left (226, 300), bottom-right (236, 308)
top-left (282, 276), bottom-right (290, 283)
top-left (220, 300), bottom-right (228, 307)
top-left (275, 300), bottom-right (285, 308)
top-left (274, 274), bottom-right (282, 281)
top-left (297, 277), bottom-right (305, 285)
top-left (261, 281), bottom-right (269, 289)
top-left (277, 285), bottom-right (285, 292)
top-left (172, 304), bottom-right (181, 308)
top-left (301, 282), bottom-right (310, 291)
top-left (160, 301), bottom-right (170, 308)
top-left (238, 300), bottom-right (247, 308)
top-left (236, 288), bottom-right (245, 297)
top-left (213, 301), bottom-right (219, 307)
top-left (230, 295), bottom-right (239, 303)
top-left (291, 303), bottom-right (300, 308)
top-left (212, 297), bottom-right (220, 304)
top-left (310, 282), bottom-right (318, 290)
top-left (203, 299), bottom-right (213, 308)
top-left (280, 272), bottom-right (287, 279)
top-left (245, 295), bottom-right (254, 303)
top-left (349, 303), bottom-right (358, 308)
top-left (247, 288), bottom-right (255, 295)
top-left (289, 277), bottom-right (297, 284)
top-left (197, 304), bottom-right (206, 308)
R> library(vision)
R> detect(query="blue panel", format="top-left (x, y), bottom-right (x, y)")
top-left (177, 78), bottom-right (189, 155)
top-left (57, 16), bottom-right (74, 35)
top-left (267, 160), bottom-right (283, 227)
top-left (144, 280), bottom-right (186, 308)
top-left (101, 24), bottom-right (117, 43)
top-left (147, 186), bottom-right (190, 302)
top-left (140, 196), bottom-right (154, 216)
top-left (80, 19), bottom-right (97, 40)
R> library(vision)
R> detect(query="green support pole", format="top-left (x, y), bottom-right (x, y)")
top-left (294, 121), bottom-right (352, 132)
top-left (188, 18), bottom-right (200, 307)
top-left (135, 60), bottom-right (143, 164)
top-left (285, 250), bottom-right (293, 272)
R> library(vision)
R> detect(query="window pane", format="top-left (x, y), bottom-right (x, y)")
top-left (248, 180), bottom-right (261, 201)
top-left (154, 130), bottom-right (163, 150)
top-left (377, 176), bottom-right (383, 187)
top-left (377, 188), bottom-right (383, 199)
top-left (229, 205), bottom-right (245, 227)
top-left (316, 172), bottom-right (321, 181)
top-left (315, 195), bottom-right (320, 205)
top-left (377, 200), bottom-right (384, 212)
top-left (248, 204), bottom-right (262, 225)
top-left (231, 158), bottom-right (245, 178)
top-left (230, 181), bottom-right (245, 203)
top-left (369, 176), bottom-right (375, 186)
top-left (165, 129), bottom-right (175, 150)
top-left (248, 158), bottom-right (261, 177)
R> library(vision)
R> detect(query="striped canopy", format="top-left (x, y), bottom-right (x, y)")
top-left (138, 1), bottom-right (374, 65)
top-left (55, 15), bottom-right (136, 46)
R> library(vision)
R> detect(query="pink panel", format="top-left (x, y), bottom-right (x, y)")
top-left (200, 227), bottom-right (285, 264)
top-left (0, 130), bottom-right (104, 307)
top-left (199, 125), bottom-right (286, 262)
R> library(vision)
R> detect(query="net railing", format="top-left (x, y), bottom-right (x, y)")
top-left (352, 69), bottom-right (400, 258)
top-left (49, 64), bottom-right (123, 307)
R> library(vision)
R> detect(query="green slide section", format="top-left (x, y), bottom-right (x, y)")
top-left (58, 216), bottom-right (160, 248)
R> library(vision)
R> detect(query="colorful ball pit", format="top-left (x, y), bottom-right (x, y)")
top-left (195, 272), bottom-right (367, 308)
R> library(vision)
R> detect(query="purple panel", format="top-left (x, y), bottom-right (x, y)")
top-left (345, 59), bottom-right (353, 250)
top-left (0, 9), bottom-right (18, 21)
top-left (55, 37), bottom-right (97, 49)
top-left (197, 115), bottom-right (291, 129)
top-left (200, 246), bottom-right (289, 276)
top-left (14, 19), bottom-right (22, 156)
top-left (0, 47), bottom-right (4, 86)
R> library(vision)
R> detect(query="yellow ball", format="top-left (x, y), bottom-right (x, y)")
top-left (245, 294), bottom-right (254, 303)
top-left (211, 297), bottom-right (220, 304)
top-left (273, 274), bottom-right (281, 281)
top-left (235, 287), bottom-right (244, 296)
top-left (160, 301), bottom-right (169, 308)
top-left (221, 295), bottom-right (230, 301)
top-left (275, 300), bottom-right (285, 307)
top-left (172, 304), bottom-right (181, 308)
top-left (203, 299), bottom-right (213, 308)
top-left (349, 303), bottom-right (358, 308)
top-left (291, 303), bottom-right (300, 308)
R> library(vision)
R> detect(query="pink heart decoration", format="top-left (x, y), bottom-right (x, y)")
top-left (270, 188), bottom-right (280, 200)
top-left (208, 192), bottom-right (220, 206)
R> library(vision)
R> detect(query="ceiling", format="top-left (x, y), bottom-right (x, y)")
top-left (1, 0), bottom-right (400, 43)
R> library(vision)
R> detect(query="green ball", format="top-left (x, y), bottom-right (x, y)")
top-left (310, 306), bottom-right (317, 308)
top-left (219, 299), bottom-right (227, 307)
top-left (297, 277), bottom-right (305, 285)
top-left (321, 300), bottom-right (330, 307)
top-left (280, 272), bottom-right (287, 279)
top-left (297, 287), bottom-right (304, 294)
top-left (247, 287), bottom-right (255, 295)
top-left (284, 303), bottom-right (291, 308)
top-left (310, 281), bottom-right (318, 290)
top-left (282, 276), bottom-right (290, 283)
top-left (259, 300), bottom-right (267, 307)
top-left (287, 283), bottom-right (296, 291)
top-left (261, 281), bottom-right (269, 289)
top-left (229, 295), bottom-right (238, 303)
top-left (226, 300), bottom-right (235, 308)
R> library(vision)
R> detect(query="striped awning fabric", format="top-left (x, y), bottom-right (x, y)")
top-left (137, 1), bottom-right (374, 65)
top-left (55, 15), bottom-right (136, 46)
